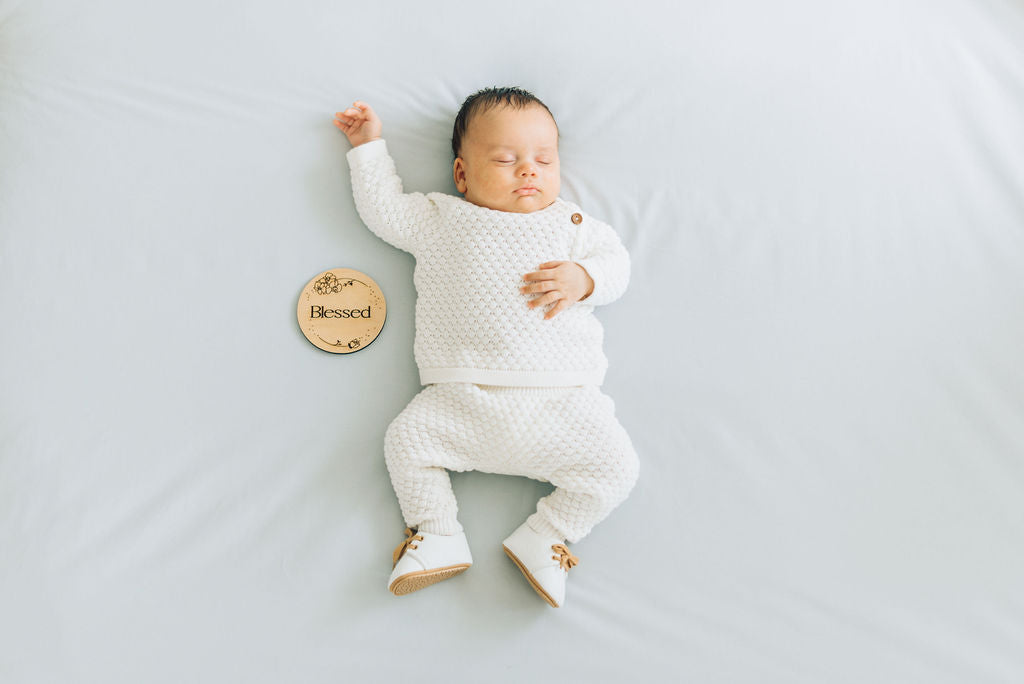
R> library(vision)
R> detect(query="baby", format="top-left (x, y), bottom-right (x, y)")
top-left (333, 87), bottom-right (639, 608)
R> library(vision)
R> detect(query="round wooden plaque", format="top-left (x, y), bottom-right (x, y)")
top-left (297, 268), bottom-right (386, 354)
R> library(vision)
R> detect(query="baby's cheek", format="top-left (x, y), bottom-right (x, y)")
top-left (484, 173), bottom-right (511, 192)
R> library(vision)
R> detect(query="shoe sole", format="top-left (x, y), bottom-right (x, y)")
top-left (502, 545), bottom-right (559, 608)
top-left (388, 564), bottom-right (471, 596)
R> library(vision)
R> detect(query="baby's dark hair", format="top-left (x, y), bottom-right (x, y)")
top-left (451, 86), bottom-right (558, 159)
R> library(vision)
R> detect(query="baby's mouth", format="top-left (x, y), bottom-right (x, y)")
top-left (514, 186), bottom-right (540, 196)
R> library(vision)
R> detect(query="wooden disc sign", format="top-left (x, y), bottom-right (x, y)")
top-left (297, 268), bottom-right (386, 353)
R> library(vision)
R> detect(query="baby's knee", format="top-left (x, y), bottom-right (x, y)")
top-left (611, 443), bottom-right (640, 500)
top-left (579, 443), bottom-right (639, 508)
top-left (383, 411), bottom-right (419, 470)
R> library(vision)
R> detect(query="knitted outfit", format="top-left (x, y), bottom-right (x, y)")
top-left (347, 139), bottom-right (638, 543)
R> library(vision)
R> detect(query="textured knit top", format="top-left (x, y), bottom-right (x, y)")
top-left (346, 139), bottom-right (630, 387)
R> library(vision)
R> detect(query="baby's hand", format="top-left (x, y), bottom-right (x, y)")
top-left (521, 261), bottom-right (595, 320)
top-left (333, 101), bottom-right (383, 147)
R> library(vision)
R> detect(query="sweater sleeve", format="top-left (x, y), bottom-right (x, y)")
top-left (574, 217), bottom-right (631, 307)
top-left (346, 139), bottom-right (438, 254)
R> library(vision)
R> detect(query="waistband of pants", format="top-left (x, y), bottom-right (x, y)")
top-left (472, 384), bottom-right (589, 395)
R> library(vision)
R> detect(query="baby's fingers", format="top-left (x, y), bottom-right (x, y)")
top-left (332, 118), bottom-right (359, 135)
top-left (346, 101), bottom-right (381, 124)
top-left (334, 108), bottom-right (362, 124)
top-left (543, 298), bottom-right (571, 320)
top-left (520, 279), bottom-right (559, 295)
top-left (528, 289), bottom-right (565, 312)
top-left (351, 100), bottom-right (378, 118)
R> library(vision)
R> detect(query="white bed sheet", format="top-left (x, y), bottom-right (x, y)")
top-left (2, 0), bottom-right (1023, 681)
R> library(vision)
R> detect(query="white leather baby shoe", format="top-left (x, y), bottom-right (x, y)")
top-left (502, 522), bottom-right (579, 608)
top-left (388, 528), bottom-right (473, 596)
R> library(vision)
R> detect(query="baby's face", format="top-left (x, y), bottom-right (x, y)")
top-left (453, 104), bottom-right (560, 214)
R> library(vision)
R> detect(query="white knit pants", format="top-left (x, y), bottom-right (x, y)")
top-left (383, 383), bottom-right (639, 544)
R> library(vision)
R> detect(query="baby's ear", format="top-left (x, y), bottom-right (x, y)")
top-left (452, 158), bottom-right (468, 193)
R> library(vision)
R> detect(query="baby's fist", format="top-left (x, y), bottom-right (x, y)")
top-left (333, 101), bottom-right (382, 147)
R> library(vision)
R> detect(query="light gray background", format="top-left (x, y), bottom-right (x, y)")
top-left (1, 0), bottom-right (1023, 681)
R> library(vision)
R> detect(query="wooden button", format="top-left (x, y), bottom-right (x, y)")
top-left (571, 213), bottom-right (583, 225)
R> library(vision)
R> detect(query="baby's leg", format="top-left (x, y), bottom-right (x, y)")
top-left (383, 383), bottom-right (493, 535)
top-left (523, 386), bottom-right (640, 544)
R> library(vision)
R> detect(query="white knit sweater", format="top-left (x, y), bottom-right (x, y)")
top-left (346, 139), bottom-right (630, 387)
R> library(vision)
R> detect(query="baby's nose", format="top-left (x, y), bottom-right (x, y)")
top-left (518, 162), bottom-right (538, 176)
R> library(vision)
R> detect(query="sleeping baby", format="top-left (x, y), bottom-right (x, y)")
top-left (332, 86), bottom-right (639, 608)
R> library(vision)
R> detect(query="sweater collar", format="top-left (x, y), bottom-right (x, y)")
top-left (448, 195), bottom-right (568, 221)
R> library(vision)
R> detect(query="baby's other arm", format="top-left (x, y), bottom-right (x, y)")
top-left (522, 218), bottom-right (630, 317)
top-left (333, 101), bottom-right (437, 254)
top-left (567, 219), bottom-right (631, 308)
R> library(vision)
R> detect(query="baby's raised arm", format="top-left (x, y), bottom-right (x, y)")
top-left (334, 100), bottom-right (438, 254)
top-left (334, 101), bottom-right (382, 148)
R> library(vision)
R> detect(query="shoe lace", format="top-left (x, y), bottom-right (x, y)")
top-left (392, 528), bottom-right (424, 568)
top-left (551, 544), bottom-right (579, 572)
